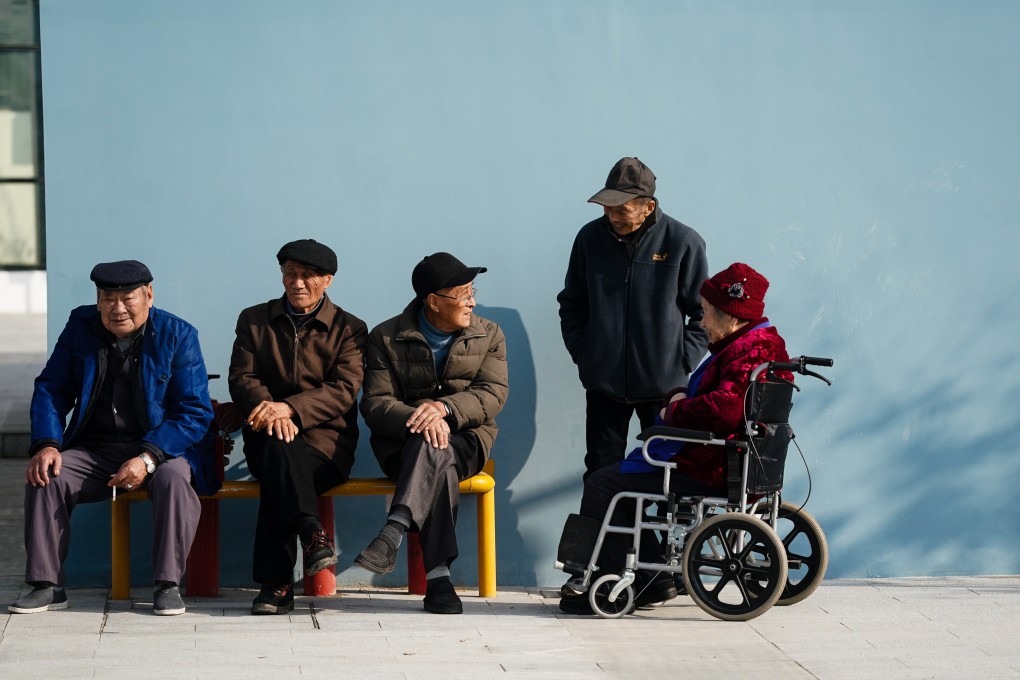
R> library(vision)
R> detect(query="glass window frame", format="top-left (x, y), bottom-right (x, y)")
top-left (0, 0), bottom-right (45, 270)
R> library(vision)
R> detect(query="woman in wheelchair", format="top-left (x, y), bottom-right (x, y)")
top-left (559, 262), bottom-right (793, 615)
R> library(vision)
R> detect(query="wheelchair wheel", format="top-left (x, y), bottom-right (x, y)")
top-left (682, 513), bottom-right (787, 621)
top-left (765, 502), bottom-right (828, 606)
top-left (588, 574), bottom-right (635, 619)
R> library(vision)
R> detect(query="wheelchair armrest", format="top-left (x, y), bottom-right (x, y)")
top-left (638, 425), bottom-right (714, 442)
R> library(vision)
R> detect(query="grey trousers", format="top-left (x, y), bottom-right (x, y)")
top-left (24, 445), bottom-right (201, 586)
top-left (382, 433), bottom-right (482, 573)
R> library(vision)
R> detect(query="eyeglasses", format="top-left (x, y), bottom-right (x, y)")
top-left (433, 288), bottom-right (477, 305)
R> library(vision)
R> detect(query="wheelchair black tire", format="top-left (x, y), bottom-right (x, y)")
top-left (682, 513), bottom-right (788, 621)
top-left (764, 502), bottom-right (828, 606)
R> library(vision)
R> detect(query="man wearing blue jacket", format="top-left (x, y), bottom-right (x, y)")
top-left (558, 157), bottom-right (710, 480)
top-left (9, 260), bottom-right (217, 617)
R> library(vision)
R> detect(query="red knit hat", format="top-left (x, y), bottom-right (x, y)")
top-left (700, 262), bottom-right (769, 320)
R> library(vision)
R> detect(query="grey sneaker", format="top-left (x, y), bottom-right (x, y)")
top-left (9, 585), bottom-right (69, 614)
top-left (153, 582), bottom-right (186, 616)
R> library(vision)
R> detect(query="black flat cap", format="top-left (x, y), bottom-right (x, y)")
top-left (90, 260), bottom-right (153, 291)
top-left (412, 252), bottom-right (486, 299)
top-left (276, 239), bottom-right (337, 275)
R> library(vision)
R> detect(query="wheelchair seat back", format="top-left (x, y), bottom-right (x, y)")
top-left (727, 379), bottom-right (796, 501)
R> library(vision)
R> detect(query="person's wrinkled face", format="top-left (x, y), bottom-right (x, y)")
top-left (429, 282), bottom-right (476, 332)
top-left (603, 197), bottom-right (655, 236)
top-left (97, 285), bottom-right (153, 339)
top-left (700, 297), bottom-right (734, 343)
top-left (281, 260), bottom-right (333, 314)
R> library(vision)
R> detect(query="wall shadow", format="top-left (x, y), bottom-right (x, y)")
top-left (467, 304), bottom-right (538, 585)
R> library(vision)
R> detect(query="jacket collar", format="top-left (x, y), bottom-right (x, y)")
top-left (708, 316), bottom-right (770, 354)
top-left (268, 294), bottom-right (337, 329)
top-left (394, 299), bottom-right (485, 342)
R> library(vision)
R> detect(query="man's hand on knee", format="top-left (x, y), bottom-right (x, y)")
top-left (265, 416), bottom-right (299, 443)
top-left (421, 420), bottom-right (451, 450)
top-left (109, 457), bottom-right (148, 491)
top-left (406, 401), bottom-right (448, 433)
top-left (246, 400), bottom-right (296, 434)
top-left (26, 447), bottom-right (62, 487)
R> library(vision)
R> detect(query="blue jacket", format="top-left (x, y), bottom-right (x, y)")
top-left (30, 305), bottom-right (220, 495)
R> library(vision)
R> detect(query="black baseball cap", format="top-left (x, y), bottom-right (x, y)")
top-left (412, 252), bottom-right (487, 300)
top-left (588, 157), bottom-right (657, 207)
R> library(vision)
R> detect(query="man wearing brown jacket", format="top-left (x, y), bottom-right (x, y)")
top-left (229, 239), bottom-right (367, 615)
top-left (355, 252), bottom-right (508, 614)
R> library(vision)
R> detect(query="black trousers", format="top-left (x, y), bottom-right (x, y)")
top-left (581, 461), bottom-right (721, 573)
top-left (244, 435), bottom-right (346, 585)
top-left (381, 433), bottom-right (482, 574)
top-left (584, 390), bottom-right (660, 480)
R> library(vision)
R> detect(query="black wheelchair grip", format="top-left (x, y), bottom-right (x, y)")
top-left (799, 356), bottom-right (834, 367)
top-left (638, 425), bottom-right (713, 441)
top-left (769, 362), bottom-right (801, 372)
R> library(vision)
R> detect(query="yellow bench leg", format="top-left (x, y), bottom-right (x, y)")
top-left (477, 485), bottom-right (496, 598)
top-left (111, 500), bottom-right (131, 600)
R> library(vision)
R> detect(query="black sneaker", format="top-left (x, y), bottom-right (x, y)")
top-left (251, 583), bottom-right (294, 615)
top-left (303, 529), bottom-right (338, 576)
top-left (153, 582), bottom-right (186, 616)
top-left (354, 535), bottom-right (398, 575)
top-left (558, 592), bottom-right (594, 615)
top-left (8, 585), bottom-right (69, 614)
top-left (423, 577), bottom-right (463, 615)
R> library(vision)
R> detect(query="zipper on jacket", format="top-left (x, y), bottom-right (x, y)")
top-left (288, 316), bottom-right (301, 393)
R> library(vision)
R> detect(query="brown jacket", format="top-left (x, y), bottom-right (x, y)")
top-left (228, 294), bottom-right (367, 477)
top-left (360, 300), bottom-right (508, 471)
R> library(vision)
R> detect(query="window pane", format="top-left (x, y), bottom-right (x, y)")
top-left (0, 0), bottom-right (37, 45)
top-left (0, 52), bottom-right (36, 178)
top-left (0, 182), bottom-right (38, 265)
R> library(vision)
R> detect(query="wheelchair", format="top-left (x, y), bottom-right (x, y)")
top-left (555, 356), bottom-right (834, 621)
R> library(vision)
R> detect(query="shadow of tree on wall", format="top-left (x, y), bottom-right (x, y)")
top-left (785, 315), bottom-right (1020, 579)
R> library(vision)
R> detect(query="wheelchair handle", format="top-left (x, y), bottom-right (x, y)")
top-left (750, 356), bottom-right (834, 385)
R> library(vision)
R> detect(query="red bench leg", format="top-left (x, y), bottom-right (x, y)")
top-left (185, 497), bottom-right (220, 596)
top-left (304, 496), bottom-right (337, 596)
top-left (406, 531), bottom-right (426, 595)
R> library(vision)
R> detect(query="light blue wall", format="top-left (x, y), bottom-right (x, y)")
top-left (39, 1), bottom-right (1020, 587)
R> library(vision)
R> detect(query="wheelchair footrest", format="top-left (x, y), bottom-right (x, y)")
top-left (557, 513), bottom-right (602, 568)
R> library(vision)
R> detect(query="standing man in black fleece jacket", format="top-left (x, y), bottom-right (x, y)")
top-left (557, 157), bottom-right (710, 479)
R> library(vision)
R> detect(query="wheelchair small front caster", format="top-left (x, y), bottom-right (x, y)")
top-left (589, 574), bottom-right (635, 619)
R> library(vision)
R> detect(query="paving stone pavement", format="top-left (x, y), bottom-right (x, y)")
top-left (1, 551), bottom-right (1019, 679)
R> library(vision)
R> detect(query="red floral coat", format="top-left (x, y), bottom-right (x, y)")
top-left (661, 322), bottom-right (791, 489)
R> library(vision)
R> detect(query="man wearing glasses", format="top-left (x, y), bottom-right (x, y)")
top-left (11, 260), bottom-right (217, 617)
top-left (356, 252), bottom-right (508, 614)
top-left (229, 239), bottom-right (367, 615)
